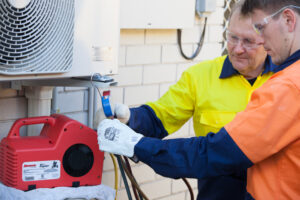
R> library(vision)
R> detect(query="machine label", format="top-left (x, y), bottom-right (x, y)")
top-left (22, 160), bottom-right (61, 181)
top-left (92, 46), bottom-right (113, 61)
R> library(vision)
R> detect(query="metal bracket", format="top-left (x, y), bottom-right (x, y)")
top-left (10, 77), bottom-right (117, 90)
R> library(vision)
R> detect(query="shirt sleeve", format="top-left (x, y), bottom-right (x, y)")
top-left (225, 73), bottom-right (300, 163)
top-left (128, 69), bottom-right (196, 138)
top-left (134, 128), bottom-right (253, 179)
top-left (128, 105), bottom-right (168, 139)
top-left (146, 70), bottom-right (196, 134)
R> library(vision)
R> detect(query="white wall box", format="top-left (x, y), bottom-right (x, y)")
top-left (0, 0), bottom-right (120, 81)
top-left (120, 0), bottom-right (195, 29)
top-left (196, 0), bottom-right (217, 16)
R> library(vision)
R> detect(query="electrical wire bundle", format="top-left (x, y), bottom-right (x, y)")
top-left (114, 154), bottom-right (194, 200)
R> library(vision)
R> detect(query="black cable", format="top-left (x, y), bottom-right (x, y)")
top-left (119, 155), bottom-right (193, 200)
top-left (182, 178), bottom-right (194, 200)
top-left (177, 17), bottom-right (207, 60)
top-left (124, 157), bottom-right (141, 200)
top-left (119, 156), bottom-right (150, 200)
top-left (118, 155), bottom-right (193, 200)
top-left (124, 157), bottom-right (144, 200)
top-left (116, 155), bottom-right (133, 200)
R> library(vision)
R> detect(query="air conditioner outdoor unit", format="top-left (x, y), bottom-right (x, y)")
top-left (0, 0), bottom-right (120, 81)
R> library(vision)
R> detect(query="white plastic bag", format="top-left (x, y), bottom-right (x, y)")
top-left (0, 183), bottom-right (115, 200)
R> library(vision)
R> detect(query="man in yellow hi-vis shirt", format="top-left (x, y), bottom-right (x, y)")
top-left (98, 2), bottom-right (277, 200)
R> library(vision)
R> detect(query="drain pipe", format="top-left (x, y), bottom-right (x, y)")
top-left (25, 86), bottom-right (53, 136)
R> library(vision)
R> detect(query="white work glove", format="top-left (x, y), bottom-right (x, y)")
top-left (93, 103), bottom-right (130, 129)
top-left (97, 119), bottom-right (143, 157)
top-left (114, 103), bottom-right (131, 123)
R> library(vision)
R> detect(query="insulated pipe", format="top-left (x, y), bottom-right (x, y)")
top-left (51, 87), bottom-right (59, 114)
top-left (93, 87), bottom-right (99, 129)
top-left (88, 87), bottom-right (94, 128)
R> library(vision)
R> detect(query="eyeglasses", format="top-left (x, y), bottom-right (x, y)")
top-left (253, 5), bottom-right (300, 35)
top-left (226, 30), bottom-right (260, 50)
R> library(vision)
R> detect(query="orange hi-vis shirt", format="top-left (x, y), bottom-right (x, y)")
top-left (225, 60), bottom-right (300, 199)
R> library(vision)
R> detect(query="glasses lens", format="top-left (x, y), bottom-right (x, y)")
top-left (253, 24), bottom-right (261, 35)
top-left (226, 31), bottom-right (238, 44)
top-left (242, 38), bottom-right (258, 49)
top-left (226, 30), bottom-right (258, 50)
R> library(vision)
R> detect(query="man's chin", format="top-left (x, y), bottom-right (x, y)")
top-left (232, 61), bottom-right (248, 71)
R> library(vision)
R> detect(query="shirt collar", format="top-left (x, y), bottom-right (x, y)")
top-left (272, 49), bottom-right (300, 73)
top-left (219, 55), bottom-right (277, 79)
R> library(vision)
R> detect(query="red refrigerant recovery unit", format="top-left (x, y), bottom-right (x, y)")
top-left (0, 114), bottom-right (104, 191)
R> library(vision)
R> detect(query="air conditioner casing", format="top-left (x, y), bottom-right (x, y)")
top-left (0, 0), bottom-right (120, 81)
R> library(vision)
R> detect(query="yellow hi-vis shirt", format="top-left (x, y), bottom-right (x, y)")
top-left (147, 55), bottom-right (274, 137)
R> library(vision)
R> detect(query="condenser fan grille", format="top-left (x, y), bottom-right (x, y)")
top-left (0, 0), bottom-right (74, 75)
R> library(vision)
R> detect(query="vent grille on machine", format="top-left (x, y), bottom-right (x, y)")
top-left (0, 0), bottom-right (74, 75)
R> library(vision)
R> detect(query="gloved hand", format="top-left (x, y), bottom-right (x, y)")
top-left (93, 103), bottom-right (130, 129)
top-left (97, 119), bottom-right (143, 157)
top-left (114, 103), bottom-right (131, 123)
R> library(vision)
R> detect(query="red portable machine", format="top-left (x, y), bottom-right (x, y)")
top-left (0, 114), bottom-right (104, 191)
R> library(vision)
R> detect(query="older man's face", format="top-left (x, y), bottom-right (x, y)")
top-left (227, 11), bottom-right (267, 78)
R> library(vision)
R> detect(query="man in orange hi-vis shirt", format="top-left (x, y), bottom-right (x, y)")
top-left (97, 0), bottom-right (300, 199)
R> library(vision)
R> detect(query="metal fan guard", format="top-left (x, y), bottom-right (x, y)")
top-left (0, 0), bottom-right (74, 75)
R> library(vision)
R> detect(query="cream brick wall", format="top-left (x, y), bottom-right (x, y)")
top-left (0, 87), bottom-right (27, 140)
top-left (101, 0), bottom-right (225, 199)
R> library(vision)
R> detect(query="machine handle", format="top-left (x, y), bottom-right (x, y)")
top-left (7, 116), bottom-right (56, 138)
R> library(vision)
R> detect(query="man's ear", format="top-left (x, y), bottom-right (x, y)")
top-left (283, 8), bottom-right (297, 32)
